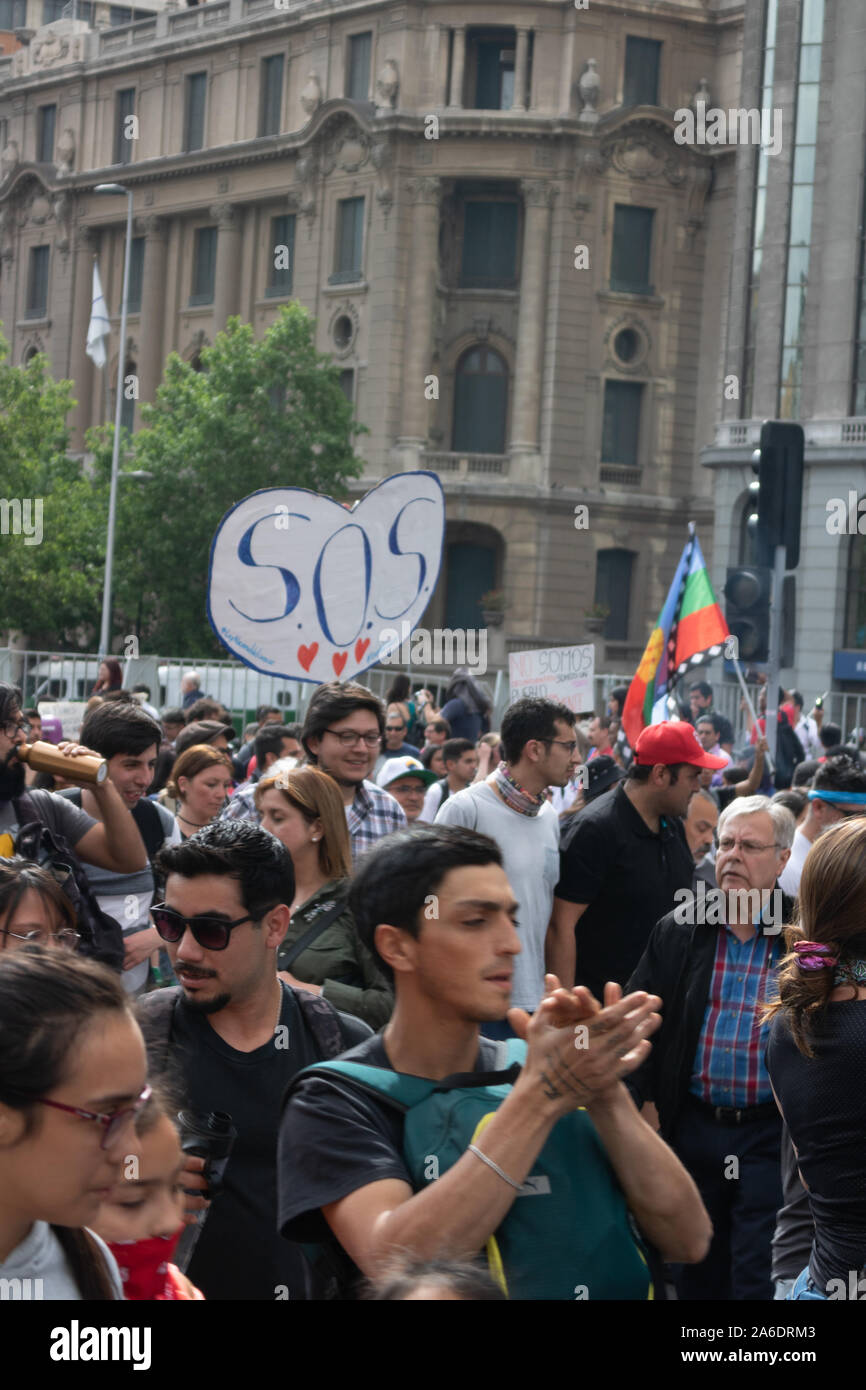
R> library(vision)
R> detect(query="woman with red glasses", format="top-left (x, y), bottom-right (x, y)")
top-left (0, 945), bottom-right (150, 1298)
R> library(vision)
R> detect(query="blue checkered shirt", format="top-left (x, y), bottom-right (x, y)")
top-left (220, 778), bottom-right (260, 824)
top-left (347, 780), bottom-right (407, 861)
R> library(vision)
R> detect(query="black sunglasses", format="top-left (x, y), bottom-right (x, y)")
top-left (151, 903), bottom-right (274, 951)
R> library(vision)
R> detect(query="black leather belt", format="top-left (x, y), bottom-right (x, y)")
top-left (688, 1094), bottom-right (779, 1126)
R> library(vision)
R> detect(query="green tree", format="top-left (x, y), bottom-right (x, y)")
top-left (97, 304), bottom-right (367, 654)
top-left (0, 335), bottom-right (110, 647)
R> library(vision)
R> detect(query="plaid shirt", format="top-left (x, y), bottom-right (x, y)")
top-left (690, 923), bottom-right (783, 1108)
top-left (347, 780), bottom-right (406, 861)
top-left (220, 779), bottom-right (259, 824)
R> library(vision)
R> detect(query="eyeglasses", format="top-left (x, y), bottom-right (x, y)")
top-left (1, 718), bottom-right (29, 739)
top-left (34, 1083), bottom-right (152, 1151)
top-left (541, 739), bottom-right (578, 754)
top-left (323, 729), bottom-right (382, 748)
top-left (151, 903), bottom-right (272, 951)
top-left (717, 838), bottom-right (782, 855)
top-left (385, 726), bottom-right (406, 734)
top-left (0, 927), bottom-right (80, 948)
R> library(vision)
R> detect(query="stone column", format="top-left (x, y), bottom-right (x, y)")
top-left (137, 215), bottom-right (167, 408)
top-left (438, 25), bottom-right (450, 105)
top-left (448, 27), bottom-right (465, 108)
top-left (210, 203), bottom-right (242, 330)
top-left (510, 180), bottom-right (556, 455)
top-left (513, 28), bottom-right (529, 110)
top-left (396, 176), bottom-right (440, 453)
top-left (68, 223), bottom-right (98, 448)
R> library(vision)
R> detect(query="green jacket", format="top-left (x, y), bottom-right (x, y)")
top-left (277, 879), bottom-right (393, 1030)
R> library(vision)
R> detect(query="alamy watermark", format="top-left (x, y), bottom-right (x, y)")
top-left (674, 105), bottom-right (782, 157)
top-left (0, 498), bottom-right (42, 545)
top-left (378, 622), bottom-right (488, 675)
top-left (672, 884), bottom-right (783, 930)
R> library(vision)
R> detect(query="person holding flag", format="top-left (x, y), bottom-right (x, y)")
top-left (622, 526), bottom-right (730, 751)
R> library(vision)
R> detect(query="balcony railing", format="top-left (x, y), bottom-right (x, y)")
top-left (715, 418), bottom-right (866, 449)
top-left (423, 451), bottom-right (509, 477)
top-left (599, 463), bottom-right (642, 486)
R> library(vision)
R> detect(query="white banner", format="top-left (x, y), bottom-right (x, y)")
top-left (508, 644), bottom-right (595, 714)
top-left (37, 700), bottom-right (89, 741)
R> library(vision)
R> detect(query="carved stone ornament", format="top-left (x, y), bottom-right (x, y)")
top-left (23, 23), bottom-right (87, 73)
top-left (0, 142), bottom-right (19, 179)
top-left (53, 190), bottom-right (71, 251)
top-left (692, 77), bottom-right (711, 112)
top-left (328, 300), bottom-right (360, 358)
top-left (55, 127), bottom-right (75, 176)
top-left (319, 119), bottom-right (371, 176)
top-left (300, 72), bottom-right (322, 119)
top-left (601, 131), bottom-right (686, 185)
top-left (578, 58), bottom-right (600, 122)
top-left (375, 58), bottom-right (399, 110)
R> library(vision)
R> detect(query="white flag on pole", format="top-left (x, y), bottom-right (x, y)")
top-left (86, 262), bottom-right (110, 369)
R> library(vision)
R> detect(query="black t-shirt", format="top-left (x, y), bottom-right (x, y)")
top-left (555, 782), bottom-right (695, 999)
top-left (169, 982), bottom-right (323, 1300)
top-left (278, 1032), bottom-right (501, 1294)
top-left (766, 1003), bottom-right (866, 1289)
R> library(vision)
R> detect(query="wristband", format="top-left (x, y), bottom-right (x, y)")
top-left (467, 1143), bottom-right (523, 1191)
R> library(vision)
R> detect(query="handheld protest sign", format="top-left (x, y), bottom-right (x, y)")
top-left (207, 472), bottom-right (445, 683)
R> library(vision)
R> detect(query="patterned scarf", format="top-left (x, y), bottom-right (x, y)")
top-left (490, 761), bottom-right (547, 817)
top-left (835, 957), bottom-right (866, 988)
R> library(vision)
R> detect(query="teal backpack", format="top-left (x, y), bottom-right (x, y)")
top-left (297, 1037), bottom-right (654, 1301)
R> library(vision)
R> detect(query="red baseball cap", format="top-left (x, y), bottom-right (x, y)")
top-left (634, 720), bottom-right (728, 769)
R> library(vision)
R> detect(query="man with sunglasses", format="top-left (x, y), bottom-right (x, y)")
top-left (778, 753), bottom-right (866, 896)
top-left (136, 820), bottom-right (370, 1300)
top-left (626, 795), bottom-right (796, 1300)
top-left (436, 698), bottom-right (579, 1036)
top-left (301, 681), bottom-right (406, 862)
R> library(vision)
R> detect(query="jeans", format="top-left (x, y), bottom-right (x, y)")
top-left (788, 1267), bottom-right (826, 1300)
top-left (773, 1278), bottom-right (795, 1300)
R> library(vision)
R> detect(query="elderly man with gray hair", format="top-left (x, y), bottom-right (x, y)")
top-left (626, 795), bottom-right (796, 1301)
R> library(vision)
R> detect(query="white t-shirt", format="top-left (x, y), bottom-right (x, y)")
top-left (435, 782), bottom-right (560, 1011)
top-left (421, 780), bottom-right (445, 823)
top-left (778, 826), bottom-right (813, 896)
top-left (0, 1220), bottom-right (123, 1299)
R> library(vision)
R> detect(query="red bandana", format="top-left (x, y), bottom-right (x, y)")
top-left (107, 1227), bottom-right (183, 1301)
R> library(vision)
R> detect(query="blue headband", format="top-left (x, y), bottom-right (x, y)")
top-left (808, 789), bottom-right (866, 805)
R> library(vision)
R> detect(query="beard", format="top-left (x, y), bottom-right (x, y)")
top-left (0, 752), bottom-right (26, 803)
top-left (179, 987), bottom-right (232, 1015)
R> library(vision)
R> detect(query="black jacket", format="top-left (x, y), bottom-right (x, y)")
top-left (625, 888), bottom-right (796, 1141)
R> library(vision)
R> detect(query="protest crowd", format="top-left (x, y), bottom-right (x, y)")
top-left (1, 658), bottom-right (865, 1306)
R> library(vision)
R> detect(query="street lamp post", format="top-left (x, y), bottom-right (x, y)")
top-left (95, 182), bottom-right (134, 658)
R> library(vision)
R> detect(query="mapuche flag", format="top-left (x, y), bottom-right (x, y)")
top-left (622, 527), bottom-right (729, 748)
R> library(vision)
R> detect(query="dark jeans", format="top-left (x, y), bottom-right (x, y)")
top-left (670, 1097), bottom-right (783, 1300)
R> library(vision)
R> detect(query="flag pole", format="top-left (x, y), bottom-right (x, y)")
top-left (730, 653), bottom-right (774, 774)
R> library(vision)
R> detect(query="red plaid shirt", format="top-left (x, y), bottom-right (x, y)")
top-left (690, 925), bottom-right (783, 1107)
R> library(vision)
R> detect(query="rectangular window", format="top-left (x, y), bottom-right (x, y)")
top-left (41, 0), bottom-right (64, 20)
top-left (259, 54), bottom-right (284, 137)
top-left (330, 197), bottom-right (364, 283)
top-left (266, 213), bottom-right (295, 297)
top-left (110, 5), bottom-right (133, 23)
top-left (114, 88), bottom-right (135, 166)
top-left (0, 0), bottom-right (26, 24)
top-left (25, 245), bottom-right (50, 318)
top-left (190, 226), bottom-right (217, 305)
top-left (346, 32), bottom-right (372, 100)
top-left (601, 380), bottom-right (643, 468)
top-left (36, 105), bottom-right (56, 164)
top-left (460, 201), bottom-right (518, 287)
top-left (339, 368), bottom-right (354, 403)
top-left (126, 236), bottom-right (145, 313)
top-left (610, 204), bottom-right (654, 294)
top-left (594, 549), bottom-right (635, 641)
top-left (474, 40), bottom-right (515, 110)
top-left (623, 36), bottom-right (661, 107)
top-left (183, 72), bottom-right (207, 153)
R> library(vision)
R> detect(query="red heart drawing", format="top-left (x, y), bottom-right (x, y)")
top-left (298, 643), bottom-right (319, 672)
top-left (355, 638), bottom-right (370, 663)
top-left (332, 651), bottom-right (348, 677)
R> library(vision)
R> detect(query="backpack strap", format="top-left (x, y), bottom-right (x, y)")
top-left (280, 897), bottom-right (348, 973)
top-left (135, 986), bottom-right (181, 1079)
top-left (132, 797), bottom-right (169, 863)
top-left (291, 1037), bottom-right (525, 1112)
top-left (293, 987), bottom-right (350, 1060)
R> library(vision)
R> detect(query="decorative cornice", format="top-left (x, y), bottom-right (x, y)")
top-left (405, 175), bottom-right (440, 206)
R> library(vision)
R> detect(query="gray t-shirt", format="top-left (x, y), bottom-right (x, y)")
top-left (0, 1220), bottom-right (123, 1299)
top-left (435, 782), bottom-right (560, 1010)
top-left (0, 789), bottom-right (96, 861)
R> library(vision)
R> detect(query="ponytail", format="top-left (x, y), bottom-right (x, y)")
top-left (52, 1226), bottom-right (118, 1300)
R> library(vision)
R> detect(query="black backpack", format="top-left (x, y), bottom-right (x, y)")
top-left (774, 716), bottom-right (806, 790)
top-left (13, 792), bottom-right (125, 971)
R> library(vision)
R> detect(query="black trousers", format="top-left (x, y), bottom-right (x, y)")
top-left (669, 1098), bottom-right (783, 1300)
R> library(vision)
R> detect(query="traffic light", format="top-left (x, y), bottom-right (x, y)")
top-left (749, 421), bottom-right (804, 568)
top-left (724, 565), bottom-right (771, 663)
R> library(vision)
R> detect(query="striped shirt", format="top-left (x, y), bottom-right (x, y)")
top-left (347, 779), bottom-right (407, 862)
top-left (690, 924), bottom-right (783, 1108)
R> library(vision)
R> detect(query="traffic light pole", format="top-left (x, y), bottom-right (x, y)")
top-left (764, 543), bottom-right (787, 763)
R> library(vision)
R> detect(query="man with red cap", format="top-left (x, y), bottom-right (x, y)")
top-left (550, 720), bottom-right (727, 997)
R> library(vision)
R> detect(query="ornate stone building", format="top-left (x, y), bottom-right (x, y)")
top-left (0, 0), bottom-right (745, 670)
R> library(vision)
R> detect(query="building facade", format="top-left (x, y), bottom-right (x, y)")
top-left (0, 0), bottom-right (746, 670)
top-left (703, 0), bottom-right (866, 709)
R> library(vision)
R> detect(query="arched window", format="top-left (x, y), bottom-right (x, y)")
top-left (452, 345), bottom-right (507, 454)
top-left (844, 522), bottom-right (866, 649)
top-left (443, 522), bottom-right (503, 629)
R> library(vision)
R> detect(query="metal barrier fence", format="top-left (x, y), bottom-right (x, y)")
top-left (1, 648), bottom-right (862, 749)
